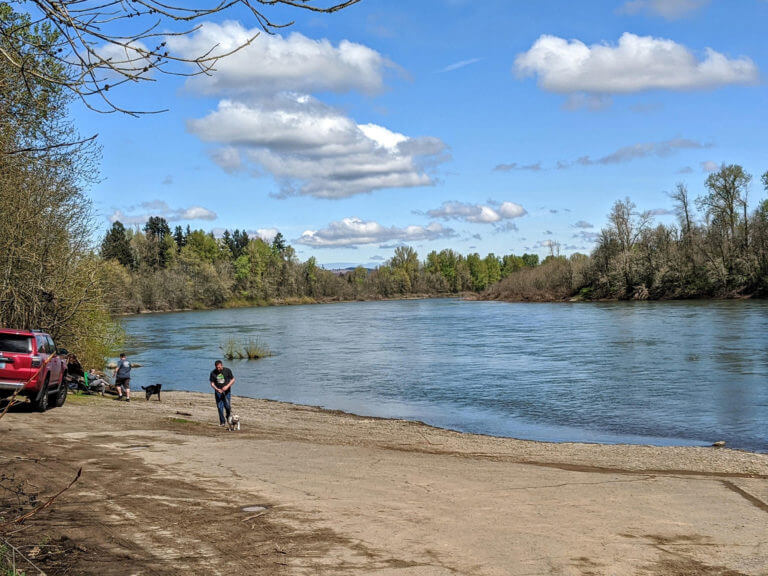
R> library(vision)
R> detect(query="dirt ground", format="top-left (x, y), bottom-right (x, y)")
top-left (1, 391), bottom-right (767, 576)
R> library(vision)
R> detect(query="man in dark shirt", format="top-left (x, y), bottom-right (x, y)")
top-left (114, 353), bottom-right (132, 402)
top-left (209, 360), bottom-right (235, 426)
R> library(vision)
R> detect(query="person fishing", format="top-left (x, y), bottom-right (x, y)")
top-left (209, 360), bottom-right (235, 426)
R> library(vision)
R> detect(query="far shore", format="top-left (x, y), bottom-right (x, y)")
top-left (2, 391), bottom-right (767, 575)
top-left (116, 290), bottom-right (767, 317)
top-left (117, 292), bottom-right (473, 317)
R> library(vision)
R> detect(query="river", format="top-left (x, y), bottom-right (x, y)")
top-left (121, 299), bottom-right (768, 452)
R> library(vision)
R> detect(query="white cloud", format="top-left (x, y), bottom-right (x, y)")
top-left (701, 160), bottom-right (719, 172)
top-left (573, 220), bottom-right (594, 229)
top-left (95, 41), bottom-right (153, 80)
top-left (175, 24), bottom-right (448, 199)
top-left (296, 217), bottom-right (456, 248)
top-left (620, 0), bottom-right (709, 20)
top-left (515, 33), bottom-right (758, 95)
top-left (170, 23), bottom-right (389, 97)
top-left (210, 147), bottom-right (243, 173)
top-left (441, 58), bottom-right (482, 73)
top-left (189, 96), bottom-right (448, 199)
top-left (109, 201), bottom-right (217, 225)
top-left (255, 228), bottom-right (279, 243)
top-left (424, 201), bottom-right (527, 224)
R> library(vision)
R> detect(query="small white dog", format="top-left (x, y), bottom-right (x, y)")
top-left (227, 414), bottom-right (241, 431)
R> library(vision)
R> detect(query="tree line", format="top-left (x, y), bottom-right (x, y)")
top-left (99, 219), bottom-right (543, 313)
top-left (0, 5), bottom-right (120, 367)
top-left (486, 164), bottom-right (768, 302)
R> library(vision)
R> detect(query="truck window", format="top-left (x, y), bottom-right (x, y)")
top-left (46, 336), bottom-right (56, 354)
top-left (36, 335), bottom-right (48, 354)
top-left (0, 335), bottom-right (33, 353)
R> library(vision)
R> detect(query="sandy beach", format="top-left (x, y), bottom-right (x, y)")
top-left (1, 391), bottom-right (767, 575)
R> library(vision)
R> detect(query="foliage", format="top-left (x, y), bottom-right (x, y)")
top-left (220, 336), bottom-right (272, 360)
top-left (98, 216), bottom-right (547, 311)
top-left (489, 164), bottom-right (768, 302)
top-left (0, 4), bottom-right (119, 368)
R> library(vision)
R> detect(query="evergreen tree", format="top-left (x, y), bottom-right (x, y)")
top-left (173, 225), bottom-right (185, 251)
top-left (101, 221), bottom-right (134, 267)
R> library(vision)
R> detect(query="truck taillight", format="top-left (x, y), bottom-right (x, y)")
top-left (31, 355), bottom-right (41, 367)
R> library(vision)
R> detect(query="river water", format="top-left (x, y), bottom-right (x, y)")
top-left (121, 299), bottom-right (768, 452)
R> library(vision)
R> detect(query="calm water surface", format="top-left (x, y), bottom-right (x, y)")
top-left (122, 300), bottom-right (768, 452)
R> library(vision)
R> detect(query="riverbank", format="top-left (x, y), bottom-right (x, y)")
top-left (2, 391), bottom-right (767, 575)
top-left (120, 292), bottom-right (472, 316)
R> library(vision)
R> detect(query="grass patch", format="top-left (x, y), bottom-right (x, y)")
top-left (65, 393), bottom-right (107, 405)
top-left (168, 417), bottom-right (201, 426)
top-left (1, 543), bottom-right (27, 576)
top-left (220, 336), bottom-right (273, 360)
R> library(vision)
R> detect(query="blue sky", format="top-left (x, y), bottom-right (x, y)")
top-left (73, 0), bottom-right (768, 267)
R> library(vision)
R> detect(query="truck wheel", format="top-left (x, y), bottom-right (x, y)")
top-left (33, 377), bottom-right (50, 412)
top-left (54, 381), bottom-right (67, 408)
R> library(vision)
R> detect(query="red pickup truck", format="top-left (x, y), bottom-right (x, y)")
top-left (0, 329), bottom-right (68, 411)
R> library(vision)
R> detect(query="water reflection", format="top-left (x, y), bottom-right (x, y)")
top-left (122, 299), bottom-right (768, 452)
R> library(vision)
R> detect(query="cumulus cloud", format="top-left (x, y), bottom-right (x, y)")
top-left (255, 228), bottom-right (279, 243)
top-left (573, 220), bottom-right (594, 229)
top-left (619, 0), bottom-right (709, 20)
top-left (514, 33), bottom-right (758, 96)
top-left (210, 147), bottom-right (243, 173)
top-left (423, 200), bottom-right (527, 224)
top-left (188, 95), bottom-right (448, 199)
top-left (701, 160), bottom-right (719, 172)
top-left (296, 217), bottom-right (456, 248)
top-left (109, 201), bottom-right (217, 225)
top-left (170, 23), bottom-right (389, 97)
top-left (171, 23), bottom-right (447, 199)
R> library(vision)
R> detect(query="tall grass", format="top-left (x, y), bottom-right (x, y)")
top-left (219, 337), bottom-right (273, 360)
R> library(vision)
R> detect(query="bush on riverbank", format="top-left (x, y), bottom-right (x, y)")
top-left (220, 337), bottom-right (273, 360)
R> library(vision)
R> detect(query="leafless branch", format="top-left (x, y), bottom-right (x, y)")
top-left (5, 133), bottom-right (99, 156)
top-left (2, 0), bottom-right (362, 114)
top-left (0, 467), bottom-right (82, 528)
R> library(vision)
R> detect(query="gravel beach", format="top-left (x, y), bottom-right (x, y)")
top-left (1, 391), bottom-right (767, 575)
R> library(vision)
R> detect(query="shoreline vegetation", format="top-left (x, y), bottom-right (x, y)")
top-left (99, 166), bottom-right (768, 320)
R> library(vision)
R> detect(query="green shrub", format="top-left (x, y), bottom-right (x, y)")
top-left (219, 336), bottom-right (272, 360)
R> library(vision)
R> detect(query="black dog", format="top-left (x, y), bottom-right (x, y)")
top-left (141, 384), bottom-right (162, 401)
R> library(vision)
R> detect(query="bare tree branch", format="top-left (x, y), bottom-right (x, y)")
top-left (1, 0), bottom-right (362, 115)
